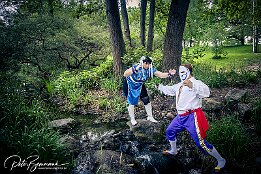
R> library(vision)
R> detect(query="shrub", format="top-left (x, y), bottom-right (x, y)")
top-left (0, 72), bottom-right (71, 171)
top-left (100, 77), bottom-right (122, 93)
top-left (193, 63), bottom-right (259, 88)
top-left (50, 57), bottom-right (113, 107)
top-left (207, 116), bottom-right (251, 160)
top-left (193, 63), bottom-right (228, 88)
top-left (122, 47), bottom-right (148, 68)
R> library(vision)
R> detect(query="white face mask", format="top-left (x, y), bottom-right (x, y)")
top-left (179, 66), bottom-right (190, 82)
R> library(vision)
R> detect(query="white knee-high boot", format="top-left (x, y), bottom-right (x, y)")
top-left (145, 103), bottom-right (158, 123)
top-left (168, 140), bottom-right (178, 155)
top-left (128, 105), bottom-right (137, 126)
top-left (208, 146), bottom-right (226, 169)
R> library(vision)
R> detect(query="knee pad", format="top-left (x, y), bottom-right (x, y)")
top-left (141, 96), bottom-right (150, 105)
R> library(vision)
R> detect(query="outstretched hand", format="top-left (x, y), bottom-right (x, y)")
top-left (168, 69), bottom-right (176, 76)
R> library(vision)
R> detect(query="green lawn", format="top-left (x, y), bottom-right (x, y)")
top-left (188, 45), bottom-right (261, 69)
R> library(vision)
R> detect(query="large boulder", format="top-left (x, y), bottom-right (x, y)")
top-left (224, 89), bottom-right (247, 104)
top-left (135, 151), bottom-right (183, 174)
top-left (237, 103), bottom-right (252, 120)
top-left (203, 98), bottom-right (223, 111)
top-left (48, 118), bottom-right (77, 132)
top-left (73, 150), bottom-right (140, 174)
top-left (127, 119), bottom-right (165, 144)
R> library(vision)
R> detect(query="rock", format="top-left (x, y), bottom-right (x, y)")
top-left (60, 135), bottom-right (80, 154)
top-left (73, 151), bottom-right (96, 174)
top-left (203, 98), bottom-right (222, 111)
top-left (224, 89), bottom-right (247, 104)
top-left (135, 151), bottom-right (183, 174)
top-left (48, 118), bottom-right (77, 132)
top-left (166, 112), bottom-right (175, 119)
top-left (189, 169), bottom-right (202, 174)
top-left (93, 150), bottom-right (139, 174)
top-left (238, 103), bottom-right (252, 120)
top-left (127, 119), bottom-right (165, 144)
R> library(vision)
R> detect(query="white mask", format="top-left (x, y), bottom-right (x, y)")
top-left (179, 66), bottom-right (190, 82)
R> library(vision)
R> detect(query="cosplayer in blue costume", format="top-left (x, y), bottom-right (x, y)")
top-left (123, 56), bottom-right (176, 126)
top-left (157, 64), bottom-right (226, 172)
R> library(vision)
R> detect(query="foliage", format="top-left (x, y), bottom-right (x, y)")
top-left (122, 47), bottom-right (163, 71)
top-left (184, 0), bottom-right (210, 44)
top-left (98, 96), bottom-right (126, 114)
top-left (100, 77), bottom-right (122, 93)
top-left (183, 46), bottom-right (206, 64)
top-left (193, 62), bottom-right (259, 88)
top-left (251, 100), bottom-right (261, 135)
top-left (0, 70), bottom-right (71, 169)
top-left (193, 63), bottom-right (229, 88)
top-left (211, 44), bottom-right (227, 59)
top-left (50, 57), bottom-right (113, 108)
top-left (207, 116), bottom-right (251, 160)
top-left (122, 47), bottom-right (149, 68)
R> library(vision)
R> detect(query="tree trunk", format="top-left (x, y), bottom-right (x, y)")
top-left (252, 0), bottom-right (258, 53)
top-left (106, 0), bottom-right (125, 76)
top-left (253, 25), bottom-right (258, 53)
top-left (162, 0), bottom-right (190, 72)
top-left (140, 0), bottom-right (147, 47)
top-left (147, 0), bottom-right (155, 52)
top-left (240, 37), bottom-right (245, 46)
top-left (120, 0), bottom-right (132, 47)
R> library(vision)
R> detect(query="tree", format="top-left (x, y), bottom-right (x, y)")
top-left (120, 0), bottom-right (132, 47)
top-left (162, 0), bottom-right (190, 72)
top-left (147, 0), bottom-right (156, 52)
top-left (140, 0), bottom-right (147, 47)
top-left (105, 0), bottom-right (125, 76)
top-left (216, 0), bottom-right (261, 53)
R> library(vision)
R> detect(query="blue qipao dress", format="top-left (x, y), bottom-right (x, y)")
top-left (126, 64), bottom-right (157, 105)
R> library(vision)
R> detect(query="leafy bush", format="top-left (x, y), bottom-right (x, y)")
top-left (183, 47), bottom-right (206, 64)
top-left (50, 57), bottom-right (113, 107)
top-left (212, 45), bottom-right (227, 59)
top-left (193, 63), bottom-right (229, 88)
top-left (193, 63), bottom-right (259, 88)
top-left (122, 47), bottom-right (149, 68)
top-left (15, 127), bottom-right (69, 162)
top-left (207, 116), bottom-right (251, 160)
top-left (100, 77), bottom-right (122, 93)
top-left (98, 96), bottom-right (126, 114)
top-left (0, 71), bottom-right (71, 170)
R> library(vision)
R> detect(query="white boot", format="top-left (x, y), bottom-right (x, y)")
top-left (168, 140), bottom-right (178, 155)
top-left (208, 146), bottom-right (226, 169)
top-left (128, 105), bottom-right (137, 126)
top-left (145, 103), bottom-right (158, 123)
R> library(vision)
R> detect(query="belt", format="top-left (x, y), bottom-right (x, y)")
top-left (179, 108), bottom-right (201, 116)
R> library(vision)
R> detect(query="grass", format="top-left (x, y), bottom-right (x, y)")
top-left (188, 45), bottom-right (261, 68)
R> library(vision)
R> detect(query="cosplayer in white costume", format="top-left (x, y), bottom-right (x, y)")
top-left (157, 64), bottom-right (226, 172)
top-left (123, 56), bottom-right (176, 126)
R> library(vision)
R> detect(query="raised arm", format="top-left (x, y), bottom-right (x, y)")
top-left (123, 64), bottom-right (141, 77)
top-left (157, 84), bottom-right (177, 96)
top-left (154, 69), bottom-right (176, 78)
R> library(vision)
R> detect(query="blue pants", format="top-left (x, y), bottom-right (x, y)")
top-left (166, 112), bottom-right (213, 154)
